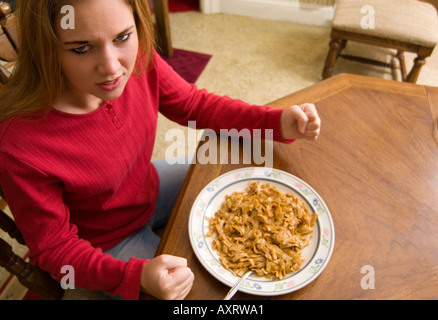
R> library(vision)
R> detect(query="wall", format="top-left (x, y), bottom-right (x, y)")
top-left (200, 0), bottom-right (335, 26)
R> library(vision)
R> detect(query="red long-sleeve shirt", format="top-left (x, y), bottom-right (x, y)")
top-left (0, 51), bottom-right (287, 299)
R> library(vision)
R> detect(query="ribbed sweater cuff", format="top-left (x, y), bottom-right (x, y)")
top-left (117, 258), bottom-right (148, 300)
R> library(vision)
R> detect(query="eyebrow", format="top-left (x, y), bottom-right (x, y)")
top-left (63, 25), bottom-right (136, 45)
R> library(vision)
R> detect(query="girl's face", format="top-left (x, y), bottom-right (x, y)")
top-left (55, 0), bottom-right (139, 113)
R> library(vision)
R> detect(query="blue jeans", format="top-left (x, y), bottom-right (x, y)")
top-left (105, 156), bottom-right (192, 262)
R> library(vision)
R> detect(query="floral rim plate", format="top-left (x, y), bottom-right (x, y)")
top-left (188, 167), bottom-right (335, 296)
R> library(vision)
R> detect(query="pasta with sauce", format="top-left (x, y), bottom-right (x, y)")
top-left (206, 181), bottom-right (317, 280)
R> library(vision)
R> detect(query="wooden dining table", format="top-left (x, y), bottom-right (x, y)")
top-left (153, 73), bottom-right (438, 300)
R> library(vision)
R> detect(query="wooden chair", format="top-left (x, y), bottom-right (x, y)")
top-left (152, 0), bottom-right (173, 57)
top-left (0, 204), bottom-right (65, 300)
top-left (0, 1), bottom-right (17, 83)
top-left (322, 0), bottom-right (438, 83)
top-left (0, 1), bottom-right (64, 300)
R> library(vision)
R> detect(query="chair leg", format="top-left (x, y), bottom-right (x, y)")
top-left (322, 38), bottom-right (344, 80)
top-left (0, 238), bottom-right (64, 300)
top-left (395, 50), bottom-right (407, 81)
top-left (405, 55), bottom-right (426, 83)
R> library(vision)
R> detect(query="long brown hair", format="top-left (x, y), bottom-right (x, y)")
top-left (0, 0), bottom-right (155, 122)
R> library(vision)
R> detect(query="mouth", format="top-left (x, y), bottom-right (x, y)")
top-left (97, 76), bottom-right (122, 91)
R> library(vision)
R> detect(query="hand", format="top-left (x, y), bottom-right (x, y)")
top-left (280, 103), bottom-right (321, 141)
top-left (140, 254), bottom-right (194, 300)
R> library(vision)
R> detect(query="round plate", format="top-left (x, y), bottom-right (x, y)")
top-left (188, 167), bottom-right (335, 296)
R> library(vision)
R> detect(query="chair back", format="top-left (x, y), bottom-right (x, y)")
top-left (0, 1), bottom-right (17, 83)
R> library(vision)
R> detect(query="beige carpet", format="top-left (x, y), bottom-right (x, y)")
top-left (152, 11), bottom-right (438, 160)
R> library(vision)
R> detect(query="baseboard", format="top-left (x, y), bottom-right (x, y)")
top-left (200, 0), bottom-right (334, 26)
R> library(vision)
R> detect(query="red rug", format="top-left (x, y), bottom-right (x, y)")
top-left (163, 2), bottom-right (209, 83)
top-left (168, 0), bottom-right (199, 12)
top-left (162, 49), bottom-right (211, 83)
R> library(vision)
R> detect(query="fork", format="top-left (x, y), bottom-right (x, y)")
top-left (223, 270), bottom-right (252, 300)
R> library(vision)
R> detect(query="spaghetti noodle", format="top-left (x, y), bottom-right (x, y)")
top-left (206, 181), bottom-right (317, 280)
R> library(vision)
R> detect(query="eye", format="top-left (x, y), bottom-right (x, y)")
top-left (72, 45), bottom-right (89, 54)
top-left (115, 33), bottom-right (131, 42)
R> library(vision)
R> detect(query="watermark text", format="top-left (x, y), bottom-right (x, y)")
top-left (164, 121), bottom-right (273, 167)
top-left (60, 5), bottom-right (75, 30)
top-left (360, 265), bottom-right (375, 289)
top-left (60, 265), bottom-right (75, 289)
top-left (361, 5), bottom-right (375, 30)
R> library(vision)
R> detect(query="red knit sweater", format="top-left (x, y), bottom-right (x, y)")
top-left (0, 51), bottom-right (287, 299)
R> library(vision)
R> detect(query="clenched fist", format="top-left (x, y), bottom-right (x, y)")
top-left (280, 103), bottom-right (321, 141)
top-left (141, 254), bottom-right (194, 300)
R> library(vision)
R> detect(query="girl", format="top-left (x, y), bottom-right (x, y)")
top-left (0, 0), bottom-right (320, 300)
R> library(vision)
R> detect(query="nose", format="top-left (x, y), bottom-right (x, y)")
top-left (96, 45), bottom-right (121, 76)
